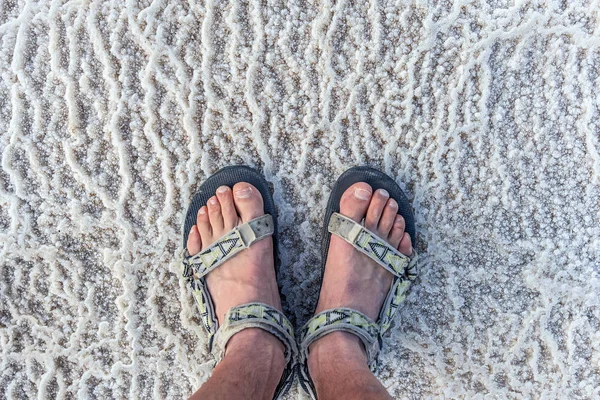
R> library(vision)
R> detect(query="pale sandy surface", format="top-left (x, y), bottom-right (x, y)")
top-left (1, 1), bottom-right (600, 398)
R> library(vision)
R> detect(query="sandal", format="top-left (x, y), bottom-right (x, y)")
top-left (181, 165), bottom-right (297, 398)
top-left (298, 166), bottom-right (418, 399)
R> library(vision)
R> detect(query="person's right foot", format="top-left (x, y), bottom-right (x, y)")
top-left (185, 182), bottom-right (282, 327)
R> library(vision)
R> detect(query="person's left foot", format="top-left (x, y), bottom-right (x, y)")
top-left (186, 183), bottom-right (282, 326)
top-left (314, 183), bottom-right (412, 321)
top-left (306, 183), bottom-right (411, 400)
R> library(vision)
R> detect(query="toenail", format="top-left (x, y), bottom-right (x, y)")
top-left (378, 189), bottom-right (389, 198)
top-left (209, 197), bottom-right (218, 205)
top-left (389, 199), bottom-right (398, 209)
top-left (199, 207), bottom-right (206, 214)
top-left (234, 187), bottom-right (252, 198)
top-left (353, 187), bottom-right (372, 200)
top-left (217, 186), bottom-right (229, 194)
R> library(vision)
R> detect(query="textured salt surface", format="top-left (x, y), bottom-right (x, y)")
top-left (1, 0), bottom-right (600, 398)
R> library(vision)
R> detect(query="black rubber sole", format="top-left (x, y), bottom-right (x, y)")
top-left (317, 165), bottom-right (416, 305)
top-left (182, 165), bottom-right (279, 272)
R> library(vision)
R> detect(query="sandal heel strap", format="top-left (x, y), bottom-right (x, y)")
top-left (299, 308), bottom-right (380, 369)
top-left (212, 302), bottom-right (298, 366)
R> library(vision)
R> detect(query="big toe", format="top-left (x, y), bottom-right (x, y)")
top-left (339, 182), bottom-right (373, 222)
top-left (232, 182), bottom-right (265, 222)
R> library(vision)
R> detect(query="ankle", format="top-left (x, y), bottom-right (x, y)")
top-left (194, 329), bottom-right (287, 400)
top-left (222, 329), bottom-right (286, 391)
top-left (307, 331), bottom-right (368, 377)
top-left (226, 328), bottom-right (286, 362)
top-left (307, 332), bottom-right (389, 399)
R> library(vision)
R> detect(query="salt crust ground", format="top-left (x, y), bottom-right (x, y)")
top-left (1, 0), bottom-right (599, 398)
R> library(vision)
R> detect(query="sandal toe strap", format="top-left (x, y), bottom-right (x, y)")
top-left (183, 214), bottom-right (274, 280)
top-left (328, 212), bottom-right (418, 279)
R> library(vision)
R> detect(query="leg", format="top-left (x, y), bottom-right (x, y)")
top-left (185, 183), bottom-right (285, 399)
top-left (190, 329), bottom-right (285, 400)
top-left (308, 183), bottom-right (413, 400)
top-left (308, 332), bottom-right (392, 400)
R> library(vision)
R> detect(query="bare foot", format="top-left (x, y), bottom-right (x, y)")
top-left (186, 183), bottom-right (283, 349)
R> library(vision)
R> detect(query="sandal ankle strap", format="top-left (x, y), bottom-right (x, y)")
top-left (299, 308), bottom-right (380, 368)
top-left (213, 302), bottom-right (298, 366)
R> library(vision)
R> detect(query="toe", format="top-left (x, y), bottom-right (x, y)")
top-left (207, 196), bottom-right (224, 233)
top-left (398, 232), bottom-right (413, 256)
top-left (196, 206), bottom-right (212, 245)
top-left (216, 185), bottom-right (238, 230)
top-left (232, 182), bottom-right (264, 222)
top-left (378, 198), bottom-right (398, 237)
top-left (365, 189), bottom-right (390, 231)
top-left (186, 225), bottom-right (202, 255)
top-left (388, 214), bottom-right (405, 248)
top-left (339, 182), bottom-right (372, 222)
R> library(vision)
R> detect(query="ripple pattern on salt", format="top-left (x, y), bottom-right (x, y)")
top-left (1, 1), bottom-right (599, 398)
